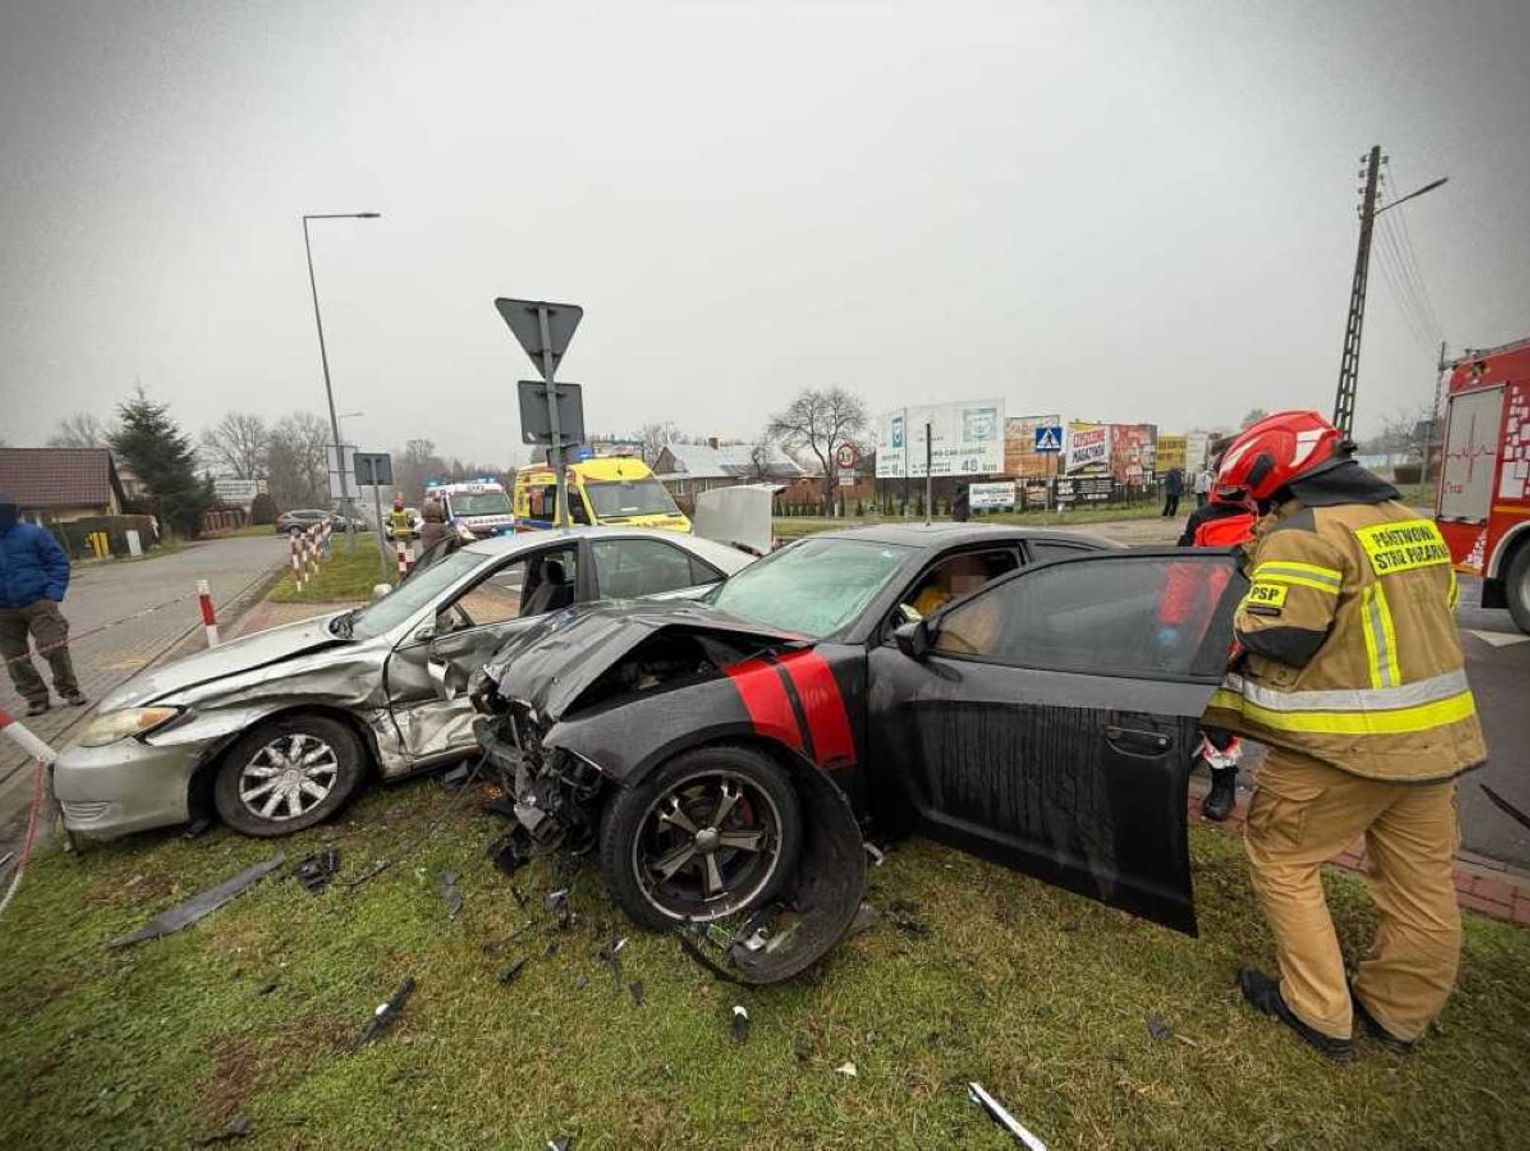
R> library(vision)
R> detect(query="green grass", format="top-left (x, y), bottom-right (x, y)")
top-left (3, 779), bottom-right (1526, 1149)
top-left (269, 534), bottom-right (396, 603)
top-left (775, 503), bottom-right (1165, 541)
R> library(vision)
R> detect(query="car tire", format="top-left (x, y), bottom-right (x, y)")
top-left (599, 745), bottom-right (802, 930)
top-left (213, 715), bottom-right (366, 837)
top-left (286, 526), bottom-right (303, 538)
top-left (1507, 543), bottom-right (1530, 636)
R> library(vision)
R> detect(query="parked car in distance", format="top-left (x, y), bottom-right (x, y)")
top-left (472, 525), bottom-right (1245, 983)
top-left (274, 508), bottom-right (366, 536)
top-left (53, 529), bottom-right (756, 840)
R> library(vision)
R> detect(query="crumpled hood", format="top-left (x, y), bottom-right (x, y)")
top-left (482, 599), bottom-right (799, 722)
top-left (103, 612), bottom-right (349, 710)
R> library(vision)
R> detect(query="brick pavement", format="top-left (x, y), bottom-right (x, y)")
top-left (1188, 772), bottom-right (1530, 927)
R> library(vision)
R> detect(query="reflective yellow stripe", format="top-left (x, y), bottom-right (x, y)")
top-left (1448, 570), bottom-right (1460, 610)
top-left (1207, 688), bottom-right (1477, 735)
top-left (1253, 561), bottom-right (1343, 587)
top-left (1255, 572), bottom-right (1342, 595)
top-left (1361, 584), bottom-right (1398, 689)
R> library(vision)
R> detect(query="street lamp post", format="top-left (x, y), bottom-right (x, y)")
top-left (303, 212), bottom-right (380, 549)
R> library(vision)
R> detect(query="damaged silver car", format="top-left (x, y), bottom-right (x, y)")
top-left (53, 529), bottom-right (753, 838)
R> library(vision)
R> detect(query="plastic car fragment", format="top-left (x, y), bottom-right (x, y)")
top-left (967, 1082), bottom-right (1046, 1150)
top-left (359, 977), bottom-right (416, 1047)
top-left (295, 849), bottom-right (339, 894)
top-left (440, 871), bottom-right (464, 919)
top-left (108, 854), bottom-right (285, 948)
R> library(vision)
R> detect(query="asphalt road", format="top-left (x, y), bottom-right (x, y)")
top-left (0, 534), bottom-right (288, 827)
top-left (1453, 578), bottom-right (1530, 869)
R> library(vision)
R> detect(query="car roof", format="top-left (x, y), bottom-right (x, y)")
top-left (807, 522), bottom-right (1120, 551)
top-left (460, 526), bottom-right (754, 570)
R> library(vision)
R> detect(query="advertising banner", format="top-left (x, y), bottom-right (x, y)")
top-left (211, 478), bottom-right (260, 508)
top-left (1054, 475), bottom-right (1115, 504)
top-left (1003, 415), bottom-right (1063, 478)
top-left (969, 481), bottom-right (1017, 510)
top-left (1156, 434), bottom-right (1187, 474)
top-left (1110, 424), bottom-right (1158, 484)
top-left (1065, 423), bottom-right (1110, 474)
top-left (1022, 480), bottom-right (1051, 509)
top-left (875, 399), bottom-right (1006, 478)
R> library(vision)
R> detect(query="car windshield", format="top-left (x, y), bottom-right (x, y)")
top-left (585, 478), bottom-right (680, 519)
top-left (451, 492), bottom-right (512, 517)
top-left (346, 549), bottom-right (485, 639)
top-left (708, 537), bottom-right (910, 638)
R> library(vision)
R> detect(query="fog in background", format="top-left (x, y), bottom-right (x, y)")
top-left (3, 0), bottom-right (1528, 462)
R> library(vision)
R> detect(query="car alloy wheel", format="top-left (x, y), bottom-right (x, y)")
top-left (631, 768), bottom-right (784, 923)
top-left (238, 732), bottom-right (341, 822)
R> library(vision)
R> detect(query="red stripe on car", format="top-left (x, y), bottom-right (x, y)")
top-left (725, 659), bottom-right (804, 752)
top-left (777, 650), bottom-right (857, 769)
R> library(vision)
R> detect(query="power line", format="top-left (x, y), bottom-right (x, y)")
top-left (1373, 208), bottom-right (1439, 350)
top-left (1380, 160), bottom-right (1445, 339)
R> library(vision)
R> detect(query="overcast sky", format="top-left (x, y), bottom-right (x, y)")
top-left (3, 1), bottom-right (1528, 466)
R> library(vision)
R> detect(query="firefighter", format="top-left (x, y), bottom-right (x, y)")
top-left (1174, 441), bottom-right (1259, 822)
top-left (1203, 411), bottom-right (1485, 1060)
top-left (386, 495), bottom-right (414, 541)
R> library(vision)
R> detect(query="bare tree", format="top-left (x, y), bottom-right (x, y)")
top-left (49, 412), bottom-right (114, 448)
top-left (199, 412), bottom-right (269, 479)
top-left (394, 438), bottom-right (446, 503)
top-left (767, 386), bottom-right (869, 500)
top-left (265, 412), bottom-right (331, 509)
top-left (1240, 408), bottom-right (1270, 429)
top-left (638, 422), bottom-right (683, 466)
top-left (746, 436), bottom-right (774, 483)
top-left (1361, 403), bottom-right (1435, 458)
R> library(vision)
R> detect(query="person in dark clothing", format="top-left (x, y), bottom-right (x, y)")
top-left (952, 484), bottom-right (970, 523)
top-left (1161, 468), bottom-right (1185, 517)
top-left (0, 493), bottom-right (86, 716)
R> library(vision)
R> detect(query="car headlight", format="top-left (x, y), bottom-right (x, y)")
top-left (77, 708), bottom-right (182, 748)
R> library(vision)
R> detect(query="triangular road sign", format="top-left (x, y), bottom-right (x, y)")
top-left (494, 298), bottom-right (583, 380)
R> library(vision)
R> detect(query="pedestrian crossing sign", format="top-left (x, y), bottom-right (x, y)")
top-left (1034, 425), bottom-right (1064, 453)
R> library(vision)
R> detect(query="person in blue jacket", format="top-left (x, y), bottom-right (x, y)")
top-left (0, 493), bottom-right (86, 716)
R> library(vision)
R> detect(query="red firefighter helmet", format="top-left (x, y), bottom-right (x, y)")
top-left (1216, 411), bottom-right (1347, 502)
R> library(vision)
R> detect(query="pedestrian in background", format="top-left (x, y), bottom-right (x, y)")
top-left (1161, 467), bottom-right (1184, 517)
top-left (952, 484), bottom-right (970, 523)
top-left (0, 493), bottom-right (87, 716)
top-left (1205, 412), bottom-right (1483, 1061)
top-left (419, 498), bottom-right (448, 552)
top-left (1194, 464), bottom-right (1214, 508)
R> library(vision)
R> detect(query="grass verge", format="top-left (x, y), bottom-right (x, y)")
top-left (2, 778), bottom-right (1525, 1149)
top-left (268, 534), bottom-right (396, 603)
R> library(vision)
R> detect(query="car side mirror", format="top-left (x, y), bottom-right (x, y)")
top-left (894, 619), bottom-right (931, 662)
top-left (371, 583), bottom-right (392, 602)
top-left (412, 623), bottom-right (436, 644)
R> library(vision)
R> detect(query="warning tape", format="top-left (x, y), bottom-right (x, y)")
top-left (2, 591), bottom-right (199, 669)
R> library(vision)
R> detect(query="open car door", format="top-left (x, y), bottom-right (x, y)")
top-left (870, 549), bottom-right (1244, 935)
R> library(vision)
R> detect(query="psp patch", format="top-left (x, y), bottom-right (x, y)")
top-left (1243, 581), bottom-right (1287, 616)
top-left (1355, 519), bottom-right (1451, 577)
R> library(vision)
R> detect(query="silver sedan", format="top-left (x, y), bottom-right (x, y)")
top-left (54, 528), bottom-right (753, 838)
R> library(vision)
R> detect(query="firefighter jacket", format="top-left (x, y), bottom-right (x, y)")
top-left (1203, 494), bottom-right (1486, 783)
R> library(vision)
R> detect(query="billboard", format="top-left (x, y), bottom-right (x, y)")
top-left (1003, 415), bottom-right (1063, 478)
top-left (1157, 434), bottom-right (1187, 473)
top-left (1065, 422), bottom-right (1110, 474)
top-left (1110, 424), bottom-right (1157, 484)
top-left (969, 481), bottom-right (1017, 510)
top-left (875, 399), bottom-right (1006, 479)
top-left (212, 478), bottom-right (260, 508)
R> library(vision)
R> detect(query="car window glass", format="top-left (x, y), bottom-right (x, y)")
top-left (451, 558), bottom-right (531, 629)
top-left (351, 549), bottom-right (484, 639)
top-left (933, 554), bottom-right (1238, 679)
top-left (689, 554), bottom-right (724, 586)
top-left (901, 549), bottom-right (1019, 620)
top-left (593, 538), bottom-right (702, 599)
top-left (569, 491), bottom-right (591, 525)
top-left (1029, 541), bottom-right (1091, 563)
top-left (709, 537), bottom-right (910, 639)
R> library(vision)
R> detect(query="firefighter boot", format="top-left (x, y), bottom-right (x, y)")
top-left (1203, 767), bottom-right (1238, 823)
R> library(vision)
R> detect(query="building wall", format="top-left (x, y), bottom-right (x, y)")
top-left (24, 502), bottom-right (115, 525)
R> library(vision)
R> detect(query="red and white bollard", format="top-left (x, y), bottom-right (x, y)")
top-left (197, 579), bottom-right (220, 647)
top-left (290, 535), bottom-right (305, 590)
top-left (395, 538), bottom-right (413, 578)
top-left (0, 706), bottom-right (58, 767)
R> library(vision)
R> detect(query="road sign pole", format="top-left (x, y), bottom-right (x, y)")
top-left (371, 484), bottom-right (390, 575)
top-left (537, 305), bottom-right (570, 528)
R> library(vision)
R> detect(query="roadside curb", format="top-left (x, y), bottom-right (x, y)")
top-left (1188, 774), bottom-right (1530, 927)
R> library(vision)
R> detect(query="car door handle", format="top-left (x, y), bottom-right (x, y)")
top-left (1104, 725), bottom-right (1174, 756)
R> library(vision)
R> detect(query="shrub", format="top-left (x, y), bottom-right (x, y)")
top-left (249, 492), bottom-right (278, 525)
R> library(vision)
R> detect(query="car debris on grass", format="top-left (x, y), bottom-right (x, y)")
top-left (358, 977), bottom-right (416, 1048)
top-left (108, 854), bottom-right (285, 949)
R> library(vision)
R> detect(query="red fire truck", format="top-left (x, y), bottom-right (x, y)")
top-left (1434, 338), bottom-right (1530, 633)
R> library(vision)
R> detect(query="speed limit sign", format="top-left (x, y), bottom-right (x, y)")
top-left (834, 442), bottom-right (858, 469)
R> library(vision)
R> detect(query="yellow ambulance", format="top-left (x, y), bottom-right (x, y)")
top-left (512, 454), bottom-right (691, 533)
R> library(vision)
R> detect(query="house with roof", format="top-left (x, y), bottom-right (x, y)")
top-left (0, 448), bottom-right (128, 523)
top-left (653, 438), bottom-right (806, 498)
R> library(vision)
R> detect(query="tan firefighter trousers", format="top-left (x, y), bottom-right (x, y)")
top-left (1245, 747), bottom-right (1462, 1042)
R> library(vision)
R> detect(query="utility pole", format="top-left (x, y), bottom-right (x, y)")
top-left (1333, 146), bottom-right (1381, 438)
